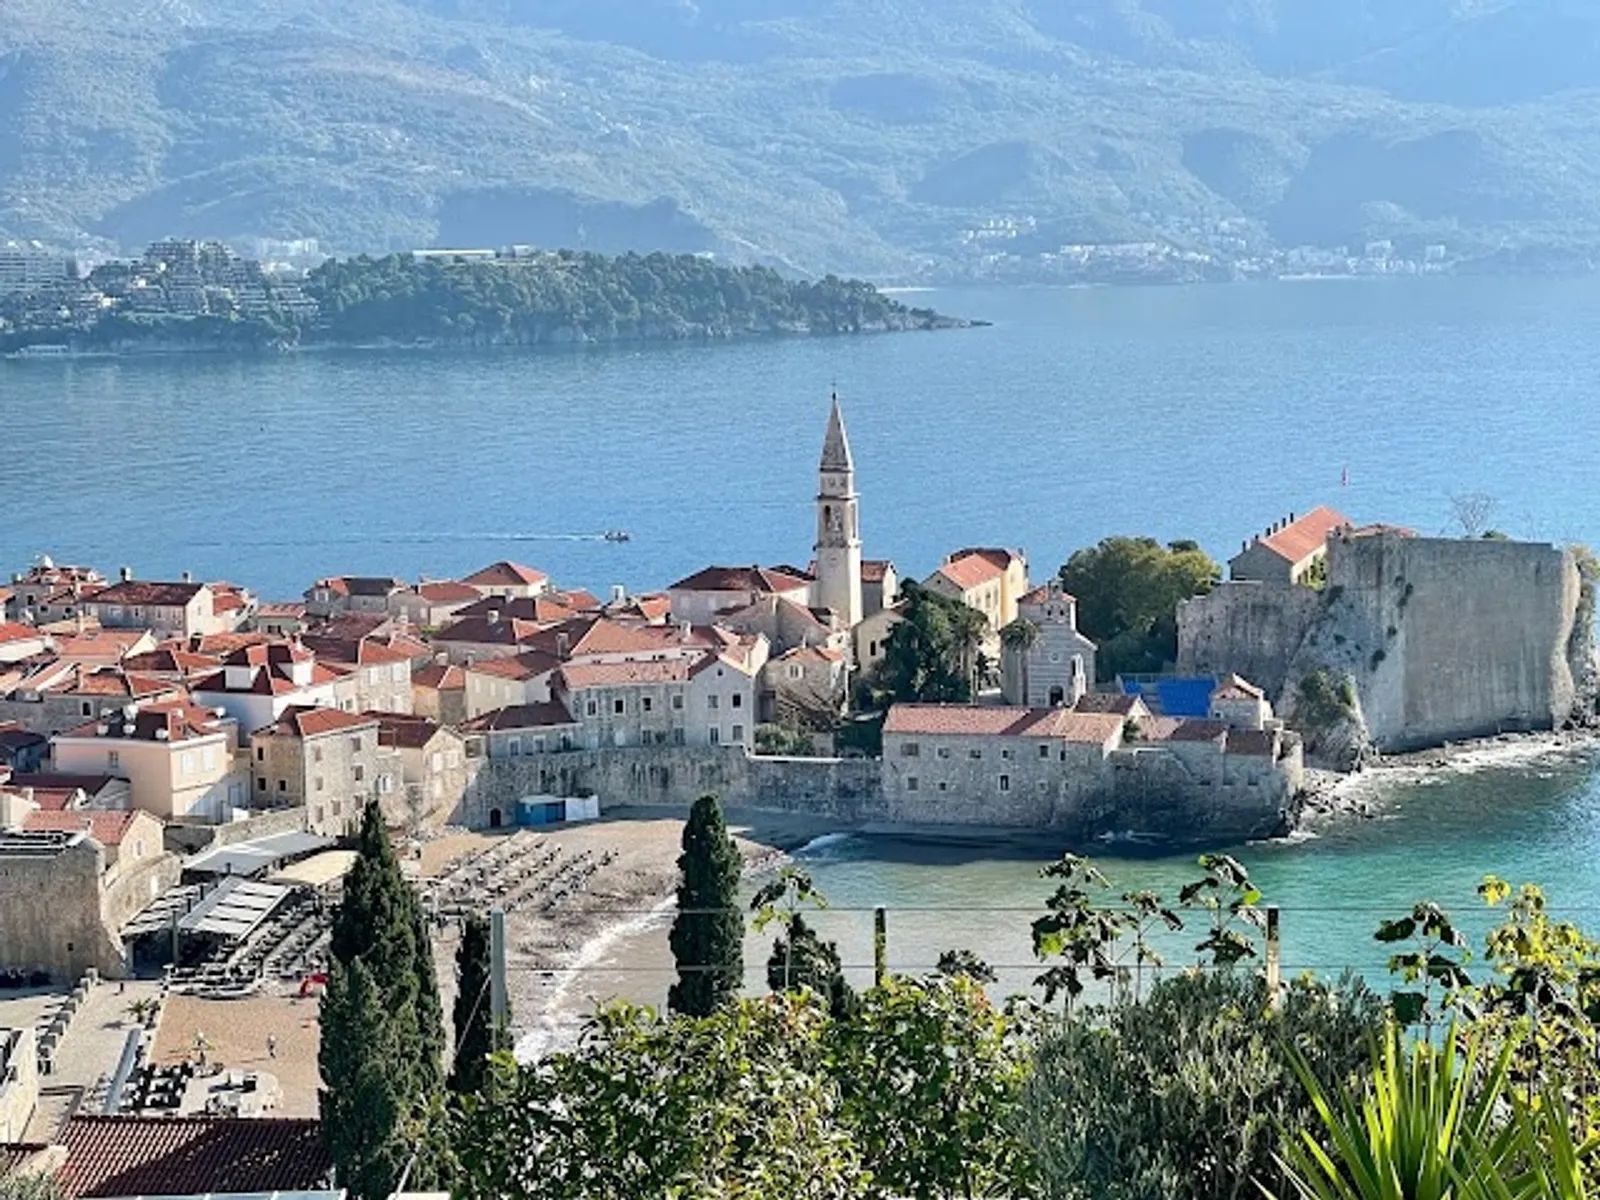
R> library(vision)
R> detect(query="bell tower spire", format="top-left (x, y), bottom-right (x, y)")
top-left (814, 391), bottom-right (863, 628)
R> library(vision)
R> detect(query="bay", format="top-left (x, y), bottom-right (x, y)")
top-left (7, 275), bottom-right (1600, 600)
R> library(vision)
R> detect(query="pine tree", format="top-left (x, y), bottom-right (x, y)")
top-left (321, 804), bottom-right (445, 1198)
top-left (667, 794), bottom-right (744, 1016)
top-left (449, 911), bottom-right (498, 1095)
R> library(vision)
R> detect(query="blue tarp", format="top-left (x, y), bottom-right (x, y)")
top-left (1120, 676), bottom-right (1217, 718)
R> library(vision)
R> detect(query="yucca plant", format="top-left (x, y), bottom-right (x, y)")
top-left (1269, 1024), bottom-right (1521, 1200)
top-left (1454, 1091), bottom-right (1596, 1200)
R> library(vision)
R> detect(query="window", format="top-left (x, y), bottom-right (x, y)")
top-left (350, 736), bottom-right (363, 752)
top-left (1001, 748), bottom-right (1013, 760)
top-left (937, 747), bottom-right (951, 759)
top-left (731, 724), bottom-right (744, 742)
top-left (906, 776), bottom-right (919, 792)
top-left (278, 780), bottom-right (287, 792)
top-left (1037, 780), bottom-right (1049, 793)
top-left (353, 764), bottom-right (365, 783)
top-left (787, 664), bottom-right (804, 681)
top-left (507, 737), bottom-right (521, 757)
top-left (378, 774), bottom-right (394, 794)
top-left (255, 746), bottom-right (265, 762)
top-left (708, 695), bottom-right (719, 710)
top-left (391, 662), bottom-right (407, 682)
top-left (586, 699), bottom-right (599, 717)
top-left (709, 726), bottom-right (721, 745)
top-left (256, 778), bottom-right (266, 792)
top-left (81, 701), bottom-right (93, 717)
top-left (613, 698), bottom-right (626, 715)
top-left (107, 750), bottom-right (120, 769)
top-left (731, 693), bottom-right (742, 710)
top-left (901, 742), bottom-right (920, 758)
top-left (315, 776), bottom-right (325, 792)
top-left (938, 781), bottom-right (948, 792)
top-left (313, 805), bottom-right (323, 825)
top-left (968, 749), bottom-right (982, 760)
top-left (313, 745), bottom-right (323, 763)
top-left (642, 696), bottom-right (653, 713)
top-left (331, 800), bottom-right (342, 817)
top-left (672, 694), bottom-right (685, 711)
top-left (132, 839), bottom-right (144, 860)
top-left (999, 775), bottom-right (1011, 792)
top-left (1038, 744), bottom-right (1050, 759)
top-left (430, 751), bottom-right (442, 771)
top-left (180, 751), bottom-right (195, 775)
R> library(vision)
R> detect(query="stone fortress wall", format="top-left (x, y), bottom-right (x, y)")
top-left (1181, 530), bottom-right (1590, 754)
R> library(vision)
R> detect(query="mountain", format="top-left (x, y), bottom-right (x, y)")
top-left (6, 0), bottom-right (1600, 277)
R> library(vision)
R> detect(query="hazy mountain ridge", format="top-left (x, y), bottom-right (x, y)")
top-left (6, 0), bottom-right (1600, 276)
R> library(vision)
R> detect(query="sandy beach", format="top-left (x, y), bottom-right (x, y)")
top-left (419, 807), bottom-right (847, 1061)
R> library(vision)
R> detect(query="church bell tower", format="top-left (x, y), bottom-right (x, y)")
top-left (814, 392), bottom-right (863, 628)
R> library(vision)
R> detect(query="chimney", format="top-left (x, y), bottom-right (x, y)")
top-left (555, 632), bottom-right (571, 660)
top-left (181, 570), bottom-right (193, 583)
top-left (119, 566), bottom-right (132, 582)
top-left (1289, 511), bottom-right (1296, 524)
top-left (679, 620), bottom-right (692, 643)
top-left (609, 584), bottom-right (626, 605)
top-left (487, 608), bottom-right (500, 625)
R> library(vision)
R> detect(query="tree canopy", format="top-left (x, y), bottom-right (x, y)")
top-left (873, 580), bottom-right (990, 704)
top-left (1058, 536), bottom-right (1220, 680)
top-left (448, 911), bottom-right (499, 1096)
top-left (666, 794), bottom-right (745, 1017)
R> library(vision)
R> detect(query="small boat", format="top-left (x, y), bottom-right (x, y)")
top-left (602, 530), bottom-right (632, 543)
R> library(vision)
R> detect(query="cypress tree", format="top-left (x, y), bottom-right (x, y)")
top-left (449, 911), bottom-right (498, 1095)
top-left (321, 803), bottom-right (445, 1198)
top-left (767, 914), bottom-right (856, 1018)
top-left (667, 794), bottom-right (744, 1016)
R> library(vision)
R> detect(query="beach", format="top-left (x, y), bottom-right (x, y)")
top-left (421, 807), bottom-right (845, 1061)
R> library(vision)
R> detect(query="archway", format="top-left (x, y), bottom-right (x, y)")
top-left (488, 807), bottom-right (503, 829)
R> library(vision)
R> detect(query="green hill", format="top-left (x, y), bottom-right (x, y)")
top-left (6, 0), bottom-right (1600, 277)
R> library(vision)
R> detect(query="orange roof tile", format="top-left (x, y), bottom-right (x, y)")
top-left (933, 553), bottom-right (1005, 593)
top-left (257, 706), bottom-right (378, 739)
top-left (462, 561), bottom-right (548, 587)
top-left (23, 809), bottom-right (140, 846)
top-left (884, 704), bottom-right (1123, 743)
top-left (459, 701), bottom-right (578, 732)
top-left (412, 663), bottom-right (466, 690)
top-left (0, 622), bottom-right (46, 644)
top-left (668, 565), bottom-right (811, 594)
top-left (1254, 507), bottom-right (1352, 565)
top-left (56, 1115), bottom-right (331, 1198)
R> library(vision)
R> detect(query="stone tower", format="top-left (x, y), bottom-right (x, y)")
top-left (814, 392), bottom-right (863, 628)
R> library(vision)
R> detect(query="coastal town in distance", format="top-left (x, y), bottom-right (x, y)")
top-left (0, 392), bottom-right (1593, 1192)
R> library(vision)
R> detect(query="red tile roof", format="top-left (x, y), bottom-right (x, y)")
top-left (23, 809), bottom-right (140, 846)
top-left (367, 711), bottom-right (445, 750)
top-left (453, 595), bottom-right (576, 624)
top-left (933, 553), bottom-right (1005, 592)
top-left (255, 601), bottom-right (308, 619)
top-left (1019, 584), bottom-right (1076, 606)
top-left (412, 663), bottom-right (466, 690)
top-left (558, 659), bottom-right (698, 688)
top-left (1165, 719), bottom-right (1231, 744)
top-left (462, 560), bottom-right (548, 587)
top-left (1213, 674), bottom-right (1265, 701)
top-left (954, 547), bottom-right (1025, 572)
top-left (60, 668), bottom-right (179, 699)
top-left (1074, 693), bottom-right (1146, 717)
top-left (256, 705), bottom-right (378, 740)
top-left (221, 641), bottom-right (313, 668)
top-left (55, 1115), bottom-right (331, 1198)
top-left (181, 632), bottom-right (270, 656)
top-left (466, 651), bottom-right (561, 681)
top-left (861, 560), bottom-right (894, 584)
top-left (418, 579), bottom-right (481, 603)
top-left (299, 634), bottom-right (417, 668)
top-left (1226, 728), bottom-right (1278, 758)
top-left (120, 648), bottom-right (221, 676)
top-left (668, 565), bottom-right (810, 594)
top-left (60, 700), bottom-right (228, 745)
top-left (0, 622), bottom-right (45, 645)
top-left (553, 589), bottom-right (603, 612)
top-left (82, 580), bottom-right (205, 608)
top-left (460, 701), bottom-right (578, 732)
top-left (1253, 507), bottom-right (1352, 565)
top-left (884, 704), bottom-right (1123, 743)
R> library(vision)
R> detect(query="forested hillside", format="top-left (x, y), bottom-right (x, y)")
top-left (6, 0), bottom-right (1600, 277)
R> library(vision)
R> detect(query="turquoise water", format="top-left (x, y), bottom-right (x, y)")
top-left (7, 276), bottom-right (1600, 600)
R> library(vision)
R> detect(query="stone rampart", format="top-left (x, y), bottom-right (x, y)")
top-left (463, 747), bottom-right (886, 827)
top-left (1177, 581), bottom-right (1322, 697)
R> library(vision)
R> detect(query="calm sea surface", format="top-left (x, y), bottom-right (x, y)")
top-left (7, 276), bottom-right (1600, 1006)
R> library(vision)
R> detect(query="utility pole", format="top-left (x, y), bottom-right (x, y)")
top-left (1265, 906), bottom-right (1282, 1011)
top-left (490, 907), bottom-right (507, 1047)
top-left (873, 907), bottom-right (887, 987)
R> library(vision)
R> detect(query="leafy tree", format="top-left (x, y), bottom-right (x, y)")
top-left (0, 1173), bottom-right (67, 1200)
top-left (445, 996), bottom-right (870, 1199)
top-left (667, 794), bottom-right (744, 1016)
top-left (449, 912), bottom-right (500, 1095)
top-left (1023, 970), bottom-right (1386, 1200)
top-left (322, 803), bottom-right (444, 1198)
top-left (874, 580), bottom-right (990, 703)
top-left (1058, 536), bottom-right (1220, 680)
top-left (829, 974), bottom-right (1038, 1198)
top-left (753, 866), bottom-right (855, 1017)
top-left (936, 948), bottom-right (999, 984)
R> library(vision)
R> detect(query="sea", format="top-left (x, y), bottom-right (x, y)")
top-left (8, 274), bottom-right (1600, 1014)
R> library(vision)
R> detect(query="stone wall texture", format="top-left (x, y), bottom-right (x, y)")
top-left (1181, 532), bottom-right (1588, 755)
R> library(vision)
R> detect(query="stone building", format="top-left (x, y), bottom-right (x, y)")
top-left (6, 559), bottom-right (106, 625)
top-left (862, 560), bottom-right (898, 619)
top-left (760, 645), bottom-right (848, 724)
top-left (49, 701), bottom-right (246, 823)
top-left (1001, 581), bottom-right (1096, 707)
top-left (411, 662), bottom-right (468, 726)
top-left (553, 653), bottom-right (760, 751)
top-left (0, 817), bottom-right (180, 981)
top-left (460, 702), bottom-right (580, 763)
top-left (1227, 507), bottom-right (1351, 585)
top-left (813, 394), bottom-right (864, 629)
top-left (880, 701), bottom-right (1300, 840)
top-left (0, 663), bottom-right (184, 736)
top-left (249, 707), bottom-right (390, 836)
top-left (79, 576), bottom-right (240, 640)
top-left (368, 711), bottom-right (472, 833)
top-left (302, 576), bottom-right (408, 620)
top-left (461, 651), bottom-right (560, 717)
top-left (665, 566), bottom-right (811, 627)
top-left (460, 560), bottom-right (550, 600)
top-left (189, 642), bottom-right (342, 738)
top-left (923, 548), bottom-right (1029, 635)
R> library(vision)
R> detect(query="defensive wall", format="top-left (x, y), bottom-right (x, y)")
top-left (464, 738), bottom-right (1296, 844)
top-left (1180, 531), bottom-right (1589, 754)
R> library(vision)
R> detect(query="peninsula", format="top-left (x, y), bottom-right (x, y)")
top-left (0, 241), bottom-right (972, 358)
